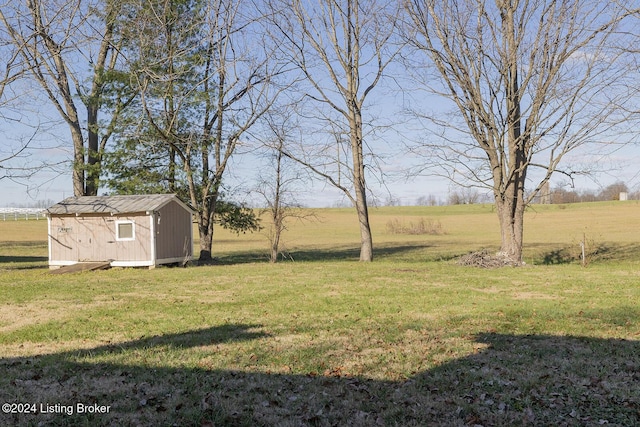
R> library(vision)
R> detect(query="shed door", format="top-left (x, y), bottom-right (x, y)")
top-left (76, 217), bottom-right (113, 261)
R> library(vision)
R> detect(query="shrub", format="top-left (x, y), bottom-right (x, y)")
top-left (385, 218), bottom-right (445, 235)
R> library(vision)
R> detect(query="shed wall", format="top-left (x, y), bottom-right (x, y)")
top-left (49, 214), bottom-right (152, 264)
top-left (155, 200), bottom-right (193, 261)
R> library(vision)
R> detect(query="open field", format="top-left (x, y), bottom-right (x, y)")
top-left (0, 202), bottom-right (639, 425)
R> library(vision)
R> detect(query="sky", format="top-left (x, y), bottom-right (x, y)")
top-left (2, 84), bottom-right (640, 208)
top-left (4, 85), bottom-right (640, 209)
top-left (3, 87), bottom-right (640, 209)
top-left (2, 127), bottom-right (639, 209)
top-left (3, 0), bottom-right (640, 209)
top-left (1, 79), bottom-right (460, 208)
top-left (0, 137), bottom-right (457, 208)
top-left (2, 93), bottom-right (640, 209)
top-left (3, 29), bottom-right (640, 208)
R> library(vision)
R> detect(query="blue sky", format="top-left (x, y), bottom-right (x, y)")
top-left (3, 1), bottom-right (639, 208)
top-left (2, 65), bottom-right (640, 208)
top-left (2, 124), bottom-right (639, 208)
top-left (2, 88), bottom-right (640, 208)
top-left (2, 87), bottom-right (640, 208)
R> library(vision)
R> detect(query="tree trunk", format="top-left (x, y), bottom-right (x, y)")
top-left (350, 113), bottom-right (373, 262)
top-left (85, 105), bottom-right (100, 196)
top-left (197, 194), bottom-right (217, 262)
top-left (355, 190), bottom-right (373, 262)
top-left (84, 15), bottom-right (114, 197)
top-left (71, 125), bottom-right (86, 197)
top-left (168, 147), bottom-right (176, 193)
top-left (270, 227), bottom-right (281, 263)
top-left (270, 150), bottom-right (283, 263)
top-left (348, 41), bottom-right (374, 263)
top-left (351, 129), bottom-right (373, 262)
top-left (198, 226), bottom-right (213, 261)
top-left (495, 196), bottom-right (524, 263)
top-left (496, 4), bottom-right (527, 265)
top-left (494, 155), bottom-right (527, 264)
top-left (197, 207), bottom-right (214, 262)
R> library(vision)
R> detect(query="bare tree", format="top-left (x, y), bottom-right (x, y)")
top-left (404, 0), bottom-right (639, 263)
top-left (267, 0), bottom-right (401, 262)
top-left (261, 133), bottom-right (290, 263)
top-left (255, 107), bottom-right (315, 263)
top-left (124, 0), bottom-right (281, 261)
top-left (0, 0), bottom-right (134, 196)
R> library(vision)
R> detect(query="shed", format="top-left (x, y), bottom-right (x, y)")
top-left (46, 194), bottom-right (193, 269)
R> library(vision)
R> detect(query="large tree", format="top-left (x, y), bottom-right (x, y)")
top-left (0, 0), bottom-right (134, 196)
top-left (115, 0), bottom-right (279, 261)
top-left (405, 0), bottom-right (638, 263)
top-left (267, 0), bottom-right (401, 262)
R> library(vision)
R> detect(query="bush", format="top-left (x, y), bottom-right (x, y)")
top-left (385, 218), bottom-right (445, 235)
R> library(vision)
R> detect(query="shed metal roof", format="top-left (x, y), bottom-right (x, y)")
top-left (46, 194), bottom-right (192, 215)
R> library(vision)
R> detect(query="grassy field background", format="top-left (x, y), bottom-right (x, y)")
top-left (0, 202), bottom-right (639, 426)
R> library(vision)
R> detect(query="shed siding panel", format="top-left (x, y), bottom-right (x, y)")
top-left (49, 217), bottom-right (77, 262)
top-left (156, 201), bottom-right (192, 260)
top-left (114, 215), bottom-right (151, 261)
top-left (49, 214), bottom-right (152, 263)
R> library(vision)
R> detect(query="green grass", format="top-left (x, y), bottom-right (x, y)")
top-left (0, 202), bottom-right (639, 426)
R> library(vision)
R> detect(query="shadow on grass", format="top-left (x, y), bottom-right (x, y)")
top-left (540, 248), bottom-right (574, 265)
top-left (0, 255), bottom-right (48, 270)
top-left (0, 255), bottom-right (48, 263)
top-left (529, 242), bottom-right (640, 265)
top-left (588, 242), bottom-right (640, 262)
top-left (1, 242), bottom-right (452, 270)
top-left (74, 324), bottom-right (270, 355)
top-left (1, 327), bottom-right (638, 426)
top-left (0, 241), bottom-right (49, 270)
top-left (204, 243), bottom-right (439, 265)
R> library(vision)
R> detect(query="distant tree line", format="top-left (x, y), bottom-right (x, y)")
top-left (412, 181), bottom-right (638, 207)
top-left (536, 182), bottom-right (637, 204)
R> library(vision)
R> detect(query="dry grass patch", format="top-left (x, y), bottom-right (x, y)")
top-left (0, 300), bottom-right (117, 336)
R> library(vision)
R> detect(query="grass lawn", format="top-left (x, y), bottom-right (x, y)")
top-left (0, 202), bottom-right (639, 426)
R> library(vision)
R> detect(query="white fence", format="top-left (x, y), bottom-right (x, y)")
top-left (0, 208), bottom-right (47, 221)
